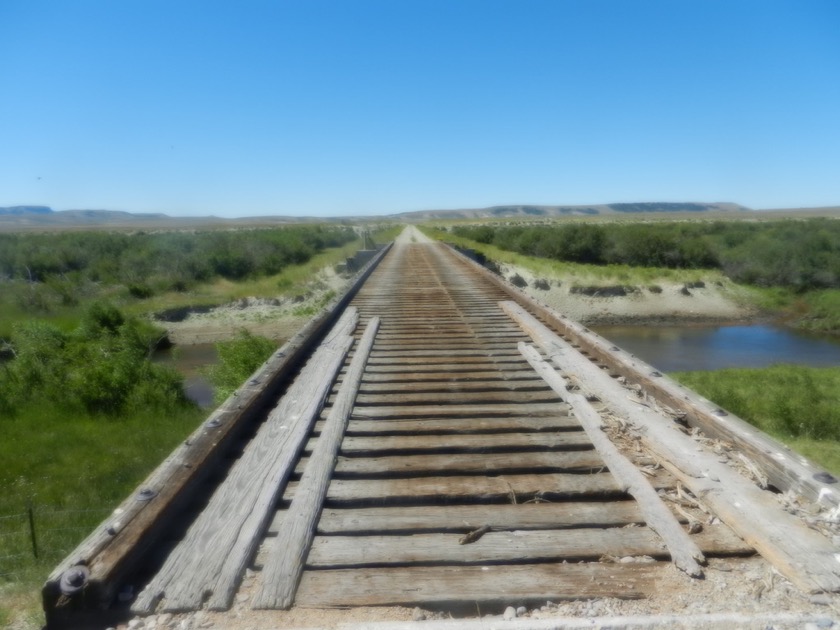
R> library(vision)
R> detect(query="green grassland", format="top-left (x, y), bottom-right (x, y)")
top-left (423, 226), bottom-right (735, 289)
top-left (3, 220), bottom-right (839, 627)
top-left (425, 218), bottom-right (840, 334)
top-left (673, 366), bottom-right (840, 476)
top-left (0, 224), bottom-right (383, 628)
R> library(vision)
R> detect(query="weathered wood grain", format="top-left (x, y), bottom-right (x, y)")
top-left (502, 301), bottom-right (840, 594)
top-left (369, 349), bottom-right (521, 359)
top-left (361, 362), bottom-right (531, 374)
top-left (447, 241), bottom-right (839, 507)
top-left (43, 246), bottom-right (392, 624)
top-left (359, 369), bottom-right (535, 382)
top-left (331, 450), bottom-right (603, 476)
top-left (264, 525), bottom-right (749, 569)
top-left (132, 309), bottom-right (358, 613)
top-left (366, 355), bottom-right (519, 365)
top-left (324, 472), bottom-right (625, 505)
top-left (293, 563), bottom-right (658, 607)
top-left (343, 415), bottom-right (579, 434)
top-left (519, 341), bottom-right (706, 578)
top-left (254, 317), bottom-right (381, 609)
top-left (338, 432), bottom-right (591, 455)
top-left (347, 388), bottom-right (560, 406)
top-left (303, 501), bottom-right (645, 534)
top-left (351, 402), bottom-right (565, 419)
top-left (358, 378), bottom-right (550, 394)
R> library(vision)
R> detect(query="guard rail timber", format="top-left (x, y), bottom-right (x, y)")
top-left (42, 244), bottom-right (392, 629)
top-left (444, 242), bottom-right (839, 509)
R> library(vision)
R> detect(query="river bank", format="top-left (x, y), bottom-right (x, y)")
top-left (496, 261), bottom-right (759, 327)
top-left (153, 265), bottom-right (352, 345)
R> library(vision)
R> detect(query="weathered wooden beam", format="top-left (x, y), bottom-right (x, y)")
top-left (131, 308), bottom-right (358, 613)
top-left (502, 300), bottom-right (840, 594)
top-left (293, 563), bottom-right (658, 607)
top-left (42, 244), bottom-right (391, 626)
top-left (254, 317), bottom-right (380, 609)
top-left (336, 432), bottom-right (591, 455)
top-left (445, 241), bottom-right (839, 508)
top-left (323, 472), bottom-right (636, 505)
top-left (330, 450), bottom-right (603, 476)
top-left (296, 502), bottom-right (646, 535)
top-left (519, 341), bottom-right (705, 578)
top-left (268, 526), bottom-right (748, 569)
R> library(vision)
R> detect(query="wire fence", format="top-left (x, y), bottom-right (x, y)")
top-left (0, 501), bottom-right (113, 578)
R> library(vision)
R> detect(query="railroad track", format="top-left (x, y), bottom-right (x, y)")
top-left (44, 227), bottom-right (840, 628)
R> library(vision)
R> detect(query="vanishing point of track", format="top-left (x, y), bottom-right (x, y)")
top-left (44, 228), bottom-right (840, 627)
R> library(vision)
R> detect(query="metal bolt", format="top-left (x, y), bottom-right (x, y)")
top-left (60, 565), bottom-right (90, 596)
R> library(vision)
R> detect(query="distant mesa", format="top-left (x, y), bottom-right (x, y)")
top-left (390, 201), bottom-right (750, 221)
top-left (3, 201), bottom-right (833, 230)
top-left (0, 205), bottom-right (54, 215)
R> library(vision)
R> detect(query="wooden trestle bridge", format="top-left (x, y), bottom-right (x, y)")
top-left (44, 227), bottom-right (840, 628)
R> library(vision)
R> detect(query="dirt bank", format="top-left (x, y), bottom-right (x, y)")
top-left (157, 266), bottom-right (352, 345)
top-left (495, 262), bottom-right (758, 327)
top-left (158, 232), bottom-right (758, 347)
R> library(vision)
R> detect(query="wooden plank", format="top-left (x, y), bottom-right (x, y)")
top-left (333, 450), bottom-right (604, 476)
top-left (254, 318), bottom-right (381, 609)
top-left (372, 339), bottom-right (518, 348)
top-left (448, 242), bottom-right (839, 507)
top-left (344, 416), bottom-right (579, 434)
top-left (359, 370), bottom-right (539, 383)
top-left (366, 355), bottom-right (521, 365)
top-left (373, 332), bottom-right (525, 341)
top-left (348, 389), bottom-right (561, 406)
top-left (351, 402), bottom-right (565, 419)
top-left (519, 341), bottom-right (705, 578)
top-left (338, 432), bottom-right (589, 455)
top-left (293, 563), bottom-right (657, 607)
top-left (361, 362), bottom-right (531, 374)
top-left (43, 244), bottom-right (393, 623)
top-left (358, 378), bottom-right (550, 394)
top-left (278, 526), bottom-right (750, 569)
top-left (501, 301), bottom-right (840, 594)
top-left (307, 501), bottom-right (645, 534)
top-left (370, 348), bottom-right (520, 358)
top-left (325, 472), bottom-right (624, 504)
top-left (131, 309), bottom-right (359, 614)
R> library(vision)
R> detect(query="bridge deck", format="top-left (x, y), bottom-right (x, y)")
top-left (44, 229), bottom-right (840, 627)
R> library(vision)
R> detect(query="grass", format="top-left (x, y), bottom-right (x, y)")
top-left (0, 404), bottom-right (205, 628)
top-left (0, 238), bottom-right (367, 341)
top-left (423, 226), bottom-right (732, 287)
top-left (0, 231), bottom-right (400, 627)
top-left (425, 226), bottom-right (840, 335)
top-left (124, 237), bottom-right (364, 317)
top-left (673, 365), bottom-right (840, 476)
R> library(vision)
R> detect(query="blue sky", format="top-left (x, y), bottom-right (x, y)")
top-left (1, 1), bottom-right (838, 217)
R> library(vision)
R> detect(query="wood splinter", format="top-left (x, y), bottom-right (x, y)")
top-left (459, 525), bottom-right (491, 545)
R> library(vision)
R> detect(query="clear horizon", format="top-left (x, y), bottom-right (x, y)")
top-left (2, 1), bottom-right (839, 218)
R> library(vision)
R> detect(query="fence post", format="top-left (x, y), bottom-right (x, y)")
top-left (27, 500), bottom-right (38, 559)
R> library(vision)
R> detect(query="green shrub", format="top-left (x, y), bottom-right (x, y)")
top-left (205, 331), bottom-right (277, 403)
top-left (0, 303), bottom-right (188, 417)
top-left (674, 366), bottom-right (840, 442)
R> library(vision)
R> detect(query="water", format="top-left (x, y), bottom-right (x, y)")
top-left (153, 343), bottom-right (218, 408)
top-left (591, 324), bottom-right (840, 373)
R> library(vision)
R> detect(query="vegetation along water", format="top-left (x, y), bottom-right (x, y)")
top-left (449, 218), bottom-right (840, 334)
top-left (431, 218), bottom-right (840, 477)
top-left (2, 220), bottom-right (839, 626)
top-left (0, 225), bottom-right (363, 626)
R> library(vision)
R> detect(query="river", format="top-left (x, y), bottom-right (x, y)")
top-left (153, 344), bottom-right (218, 408)
top-left (591, 323), bottom-right (840, 373)
top-left (157, 324), bottom-right (840, 406)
